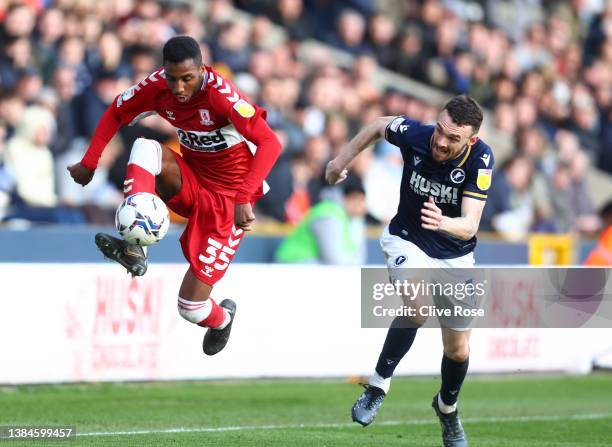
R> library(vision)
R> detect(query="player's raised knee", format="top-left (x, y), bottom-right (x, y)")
top-left (128, 138), bottom-right (162, 176)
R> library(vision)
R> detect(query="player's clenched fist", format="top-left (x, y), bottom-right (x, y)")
top-left (67, 162), bottom-right (95, 186)
top-left (325, 159), bottom-right (348, 185)
top-left (420, 196), bottom-right (444, 231)
top-left (234, 203), bottom-right (255, 231)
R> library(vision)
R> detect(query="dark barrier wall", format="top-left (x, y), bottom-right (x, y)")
top-left (0, 227), bottom-right (596, 265)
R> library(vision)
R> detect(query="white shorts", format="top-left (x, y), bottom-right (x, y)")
top-left (380, 226), bottom-right (474, 270)
top-left (380, 226), bottom-right (478, 331)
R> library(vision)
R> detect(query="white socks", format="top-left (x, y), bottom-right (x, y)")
top-left (368, 371), bottom-right (391, 394)
top-left (438, 394), bottom-right (457, 414)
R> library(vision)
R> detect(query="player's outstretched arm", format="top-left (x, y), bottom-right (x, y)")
top-left (421, 196), bottom-right (485, 240)
top-left (66, 105), bottom-right (123, 186)
top-left (326, 116), bottom-right (395, 185)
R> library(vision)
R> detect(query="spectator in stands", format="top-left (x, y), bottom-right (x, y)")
top-left (4, 106), bottom-right (58, 208)
top-left (392, 26), bottom-right (428, 82)
top-left (481, 156), bottom-right (535, 241)
top-left (367, 12), bottom-right (396, 69)
top-left (88, 32), bottom-right (131, 78)
top-left (74, 70), bottom-right (122, 139)
top-left (0, 37), bottom-right (33, 88)
top-left (599, 108), bottom-right (612, 173)
top-left (35, 8), bottom-right (65, 80)
top-left (584, 201), bottom-right (612, 266)
top-left (364, 143), bottom-right (402, 224)
top-left (271, 0), bottom-right (313, 41)
top-left (0, 0), bottom-right (608, 227)
top-left (0, 91), bottom-right (25, 138)
top-left (0, 121), bottom-right (14, 220)
top-left (275, 178), bottom-right (367, 265)
top-left (210, 20), bottom-right (252, 73)
top-left (326, 9), bottom-right (372, 56)
top-left (15, 67), bottom-right (43, 105)
top-left (49, 67), bottom-right (78, 157)
top-left (254, 128), bottom-right (293, 223)
top-left (284, 152), bottom-right (312, 224)
top-left (55, 36), bottom-right (91, 95)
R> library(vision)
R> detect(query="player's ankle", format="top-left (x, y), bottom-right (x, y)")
top-left (437, 394), bottom-right (457, 414)
top-left (213, 309), bottom-right (231, 330)
top-left (368, 372), bottom-right (391, 394)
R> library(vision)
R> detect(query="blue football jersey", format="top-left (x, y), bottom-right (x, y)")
top-left (384, 116), bottom-right (494, 259)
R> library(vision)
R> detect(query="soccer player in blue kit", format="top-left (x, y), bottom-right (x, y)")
top-left (326, 95), bottom-right (494, 447)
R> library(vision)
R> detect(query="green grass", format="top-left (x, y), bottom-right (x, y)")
top-left (1, 374), bottom-right (611, 446)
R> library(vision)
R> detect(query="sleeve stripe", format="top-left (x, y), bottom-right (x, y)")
top-left (463, 191), bottom-right (488, 199)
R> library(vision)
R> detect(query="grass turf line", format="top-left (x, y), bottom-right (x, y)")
top-left (1, 374), bottom-right (611, 446)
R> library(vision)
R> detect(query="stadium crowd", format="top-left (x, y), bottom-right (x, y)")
top-left (0, 0), bottom-right (610, 242)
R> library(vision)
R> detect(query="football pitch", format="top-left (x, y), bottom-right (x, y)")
top-left (1, 374), bottom-right (611, 446)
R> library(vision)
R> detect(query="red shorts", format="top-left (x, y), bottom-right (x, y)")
top-left (165, 153), bottom-right (245, 286)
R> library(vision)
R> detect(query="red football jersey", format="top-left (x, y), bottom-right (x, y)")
top-left (94, 66), bottom-right (276, 200)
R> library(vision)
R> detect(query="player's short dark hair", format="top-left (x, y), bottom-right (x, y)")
top-left (162, 36), bottom-right (202, 65)
top-left (443, 95), bottom-right (483, 133)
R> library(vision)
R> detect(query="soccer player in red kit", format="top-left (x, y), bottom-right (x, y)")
top-left (67, 36), bottom-right (281, 355)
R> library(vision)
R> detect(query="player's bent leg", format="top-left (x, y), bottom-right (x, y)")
top-left (123, 138), bottom-right (163, 196)
top-left (352, 292), bottom-right (427, 427)
top-left (432, 328), bottom-right (471, 447)
top-left (177, 268), bottom-right (236, 356)
top-left (155, 145), bottom-right (182, 201)
top-left (95, 138), bottom-right (168, 276)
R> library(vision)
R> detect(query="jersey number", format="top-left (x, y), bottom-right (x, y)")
top-left (198, 226), bottom-right (244, 277)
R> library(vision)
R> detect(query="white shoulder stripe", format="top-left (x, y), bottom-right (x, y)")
top-left (219, 83), bottom-right (232, 95)
top-left (213, 75), bottom-right (224, 89)
top-left (226, 92), bottom-right (239, 103)
top-left (209, 72), bottom-right (243, 104)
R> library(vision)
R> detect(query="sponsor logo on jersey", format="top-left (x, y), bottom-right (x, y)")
top-left (199, 109), bottom-right (213, 125)
top-left (394, 255), bottom-right (407, 266)
top-left (165, 110), bottom-right (176, 121)
top-left (233, 99), bottom-right (255, 118)
top-left (476, 169), bottom-right (492, 190)
top-left (176, 125), bottom-right (246, 152)
top-left (409, 171), bottom-right (459, 205)
top-left (177, 129), bottom-right (228, 152)
top-left (450, 168), bottom-right (466, 184)
top-left (413, 155), bottom-right (422, 166)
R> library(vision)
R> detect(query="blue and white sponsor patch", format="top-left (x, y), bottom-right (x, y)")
top-left (388, 117), bottom-right (404, 132)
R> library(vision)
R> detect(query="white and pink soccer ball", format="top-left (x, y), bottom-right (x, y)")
top-left (115, 192), bottom-right (170, 246)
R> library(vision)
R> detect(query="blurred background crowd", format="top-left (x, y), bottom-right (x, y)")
top-left (0, 0), bottom-right (610, 253)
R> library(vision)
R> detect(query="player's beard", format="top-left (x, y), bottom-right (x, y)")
top-left (432, 142), bottom-right (468, 163)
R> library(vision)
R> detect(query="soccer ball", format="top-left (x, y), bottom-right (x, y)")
top-left (115, 192), bottom-right (170, 246)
